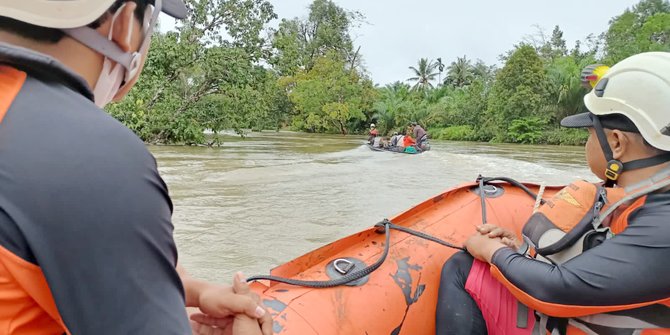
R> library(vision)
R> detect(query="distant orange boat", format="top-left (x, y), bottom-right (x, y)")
top-left (250, 179), bottom-right (559, 334)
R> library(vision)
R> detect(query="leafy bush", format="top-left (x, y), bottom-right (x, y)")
top-left (507, 117), bottom-right (546, 144)
top-left (541, 128), bottom-right (589, 145)
top-left (429, 125), bottom-right (476, 141)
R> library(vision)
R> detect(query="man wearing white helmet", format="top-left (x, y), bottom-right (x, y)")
top-left (368, 123), bottom-right (378, 145)
top-left (0, 1), bottom-right (269, 334)
top-left (436, 52), bottom-right (670, 334)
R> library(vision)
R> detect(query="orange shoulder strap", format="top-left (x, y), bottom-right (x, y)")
top-left (0, 65), bottom-right (27, 124)
top-left (609, 196), bottom-right (648, 234)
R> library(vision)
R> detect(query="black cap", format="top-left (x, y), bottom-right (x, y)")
top-left (560, 112), bottom-right (639, 133)
top-left (160, 0), bottom-right (188, 19)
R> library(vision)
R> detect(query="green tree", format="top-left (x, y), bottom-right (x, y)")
top-left (372, 86), bottom-right (414, 135)
top-left (407, 58), bottom-right (439, 91)
top-left (108, 0), bottom-right (279, 144)
top-left (270, 0), bottom-right (363, 75)
top-left (542, 25), bottom-right (568, 61)
top-left (472, 60), bottom-right (495, 83)
top-left (604, 0), bottom-right (670, 63)
top-left (637, 13), bottom-right (670, 51)
top-left (635, 0), bottom-right (670, 21)
top-left (287, 53), bottom-right (376, 134)
top-left (445, 56), bottom-right (475, 87)
top-left (438, 79), bottom-right (489, 128)
top-left (487, 44), bottom-right (549, 141)
top-left (540, 55), bottom-right (598, 127)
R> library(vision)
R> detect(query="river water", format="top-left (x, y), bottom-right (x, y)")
top-left (151, 132), bottom-right (594, 283)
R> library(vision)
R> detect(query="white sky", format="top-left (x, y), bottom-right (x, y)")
top-left (163, 0), bottom-right (640, 85)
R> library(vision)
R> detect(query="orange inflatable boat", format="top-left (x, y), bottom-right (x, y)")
top-left (249, 178), bottom-right (561, 334)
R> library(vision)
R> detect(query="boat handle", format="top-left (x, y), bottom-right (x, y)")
top-left (484, 185), bottom-right (498, 194)
top-left (333, 258), bottom-right (355, 275)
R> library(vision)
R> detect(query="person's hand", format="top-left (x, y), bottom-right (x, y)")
top-left (476, 224), bottom-right (522, 251)
top-left (464, 233), bottom-right (508, 263)
top-left (190, 314), bottom-right (232, 335)
top-left (189, 272), bottom-right (272, 335)
top-left (231, 273), bottom-right (271, 335)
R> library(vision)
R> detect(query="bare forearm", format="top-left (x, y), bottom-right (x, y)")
top-left (177, 263), bottom-right (207, 307)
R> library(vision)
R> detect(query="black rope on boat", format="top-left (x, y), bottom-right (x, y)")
top-left (478, 175), bottom-right (488, 226)
top-left (246, 219), bottom-right (392, 288)
top-left (246, 219), bottom-right (464, 287)
top-left (246, 176), bottom-right (543, 288)
top-left (386, 222), bottom-right (464, 251)
top-left (480, 176), bottom-right (544, 204)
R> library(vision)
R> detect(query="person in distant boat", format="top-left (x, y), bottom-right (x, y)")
top-left (402, 133), bottom-right (416, 148)
top-left (0, 1), bottom-right (270, 334)
top-left (384, 131), bottom-right (404, 152)
top-left (409, 122), bottom-right (430, 151)
top-left (372, 135), bottom-right (384, 148)
top-left (435, 53), bottom-right (670, 334)
top-left (389, 132), bottom-right (401, 147)
top-left (368, 123), bottom-right (379, 144)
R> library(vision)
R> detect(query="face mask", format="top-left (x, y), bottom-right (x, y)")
top-left (63, 0), bottom-right (161, 108)
top-left (93, 5), bottom-right (133, 107)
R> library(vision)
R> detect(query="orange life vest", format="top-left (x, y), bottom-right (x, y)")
top-left (402, 136), bottom-right (415, 147)
top-left (520, 173), bottom-right (670, 334)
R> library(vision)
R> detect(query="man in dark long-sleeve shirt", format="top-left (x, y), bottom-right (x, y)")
top-left (0, 1), bottom-right (270, 334)
top-left (410, 122), bottom-right (429, 151)
top-left (436, 52), bottom-right (670, 334)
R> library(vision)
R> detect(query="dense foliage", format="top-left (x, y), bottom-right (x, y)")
top-left (109, 0), bottom-right (670, 145)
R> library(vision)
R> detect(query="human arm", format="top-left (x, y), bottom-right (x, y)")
top-left (231, 272), bottom-right (270, 335)
top-left (178, 264), bottom-right (272, 335)
top-left (463, 223), bottom-right (522, 262)
top-left (464, 232), bottom-right (509, 263)
top-left (488, 198), bottom-right (670, 317)
top-left (476, 224), bottom-right (522, 250)
top-left (189, 272), bottom-right (271, 335)
top-left (12, 142), bottom-right (193, 334)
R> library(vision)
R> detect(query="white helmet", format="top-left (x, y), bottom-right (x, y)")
top-left (370, 123), bottom-right (376, 128)
top-left (0, 0), bottom-right (187, 106)
top-left (584, 52), bottom-right (670, 151)
top-left (0, 0), bottom-right (187, 29)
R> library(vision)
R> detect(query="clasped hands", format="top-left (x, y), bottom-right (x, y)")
top-left (187, 271), bottom-right (273, 335)
top-left (464, 224), bottom-right (522, 263)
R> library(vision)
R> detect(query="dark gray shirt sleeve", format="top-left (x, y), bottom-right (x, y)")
top-left (0, 77), bottom-right (191, 334)
top-left (491, 194), bottom-right (670, 312)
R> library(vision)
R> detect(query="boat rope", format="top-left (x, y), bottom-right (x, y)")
top-left (478, 176), bottom-right (488, 225)
top-left (246, 176), bottom-right (542, 288)
top-left (479, 176), bottom-right (544, 201)
top-left (533, 183), bottom-right (547, 213)
top-left (246, 219), bottom-right (392, 288)
top-left (246, 219), bottom-right (464, 287)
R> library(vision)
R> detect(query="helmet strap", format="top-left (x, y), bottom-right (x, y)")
top-left (592, 115), bottom-right (620, 187)
top-left (623, 153), bottom-right (670, 171)
top-left (592, 115), bottom-right (670, 186)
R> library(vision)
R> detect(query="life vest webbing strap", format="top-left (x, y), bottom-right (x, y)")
top-left (517, 302), bottom-right (529, 328)
top-left (596, 168), bottom-right (670, 226)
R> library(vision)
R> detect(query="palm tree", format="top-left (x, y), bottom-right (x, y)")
top-left (543, 57), bottom-right (588, 122)
top-left (445, 56), bottom-right (474, 87)
top-left (373, 85), bottom-right (412, 134)
top-left (386, 81), bottom-right (412, 100)
top-left (472, 60), bottom-right (493, 82)
top-left (407, 58), bottom-right (439, 91)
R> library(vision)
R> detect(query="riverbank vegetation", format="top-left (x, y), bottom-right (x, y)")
top-left (107, 0), bottom-right (670, 145)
